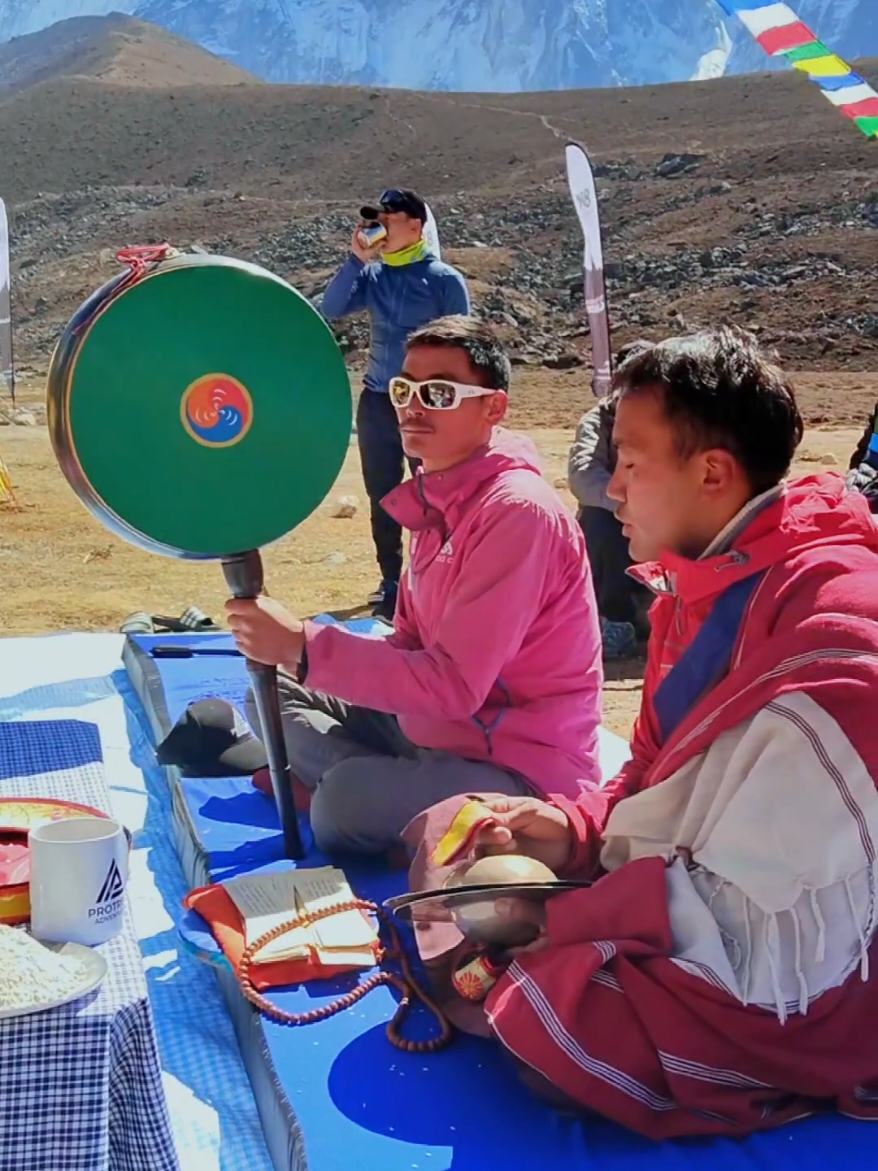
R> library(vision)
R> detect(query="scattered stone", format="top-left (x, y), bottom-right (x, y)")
top-left (3, 163), bottom-right (876, 382)
top-left (820, 452), bottom-right (838, 466)
top-left (543, 353), bottom-right (580, 370)
top-left (323, 551), bottom-right (346, 566)
top-left (655, 152), bottom-right (704, 178)
top-left (330, 495), bottom-right (359, 519)
top-left (12, 411), bottom-right (36, 426)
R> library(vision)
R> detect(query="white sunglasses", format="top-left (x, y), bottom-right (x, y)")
top-left (389, 376), bottom-right (499, 411)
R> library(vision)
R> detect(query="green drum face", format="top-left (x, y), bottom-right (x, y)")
top-left (47, 255), bottom-right (352, 558)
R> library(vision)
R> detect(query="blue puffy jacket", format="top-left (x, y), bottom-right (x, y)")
top-left (320, 253), bottom-right (470, 393)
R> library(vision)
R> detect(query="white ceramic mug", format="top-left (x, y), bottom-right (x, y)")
top-left (29, 816), bottom-right (128, 946)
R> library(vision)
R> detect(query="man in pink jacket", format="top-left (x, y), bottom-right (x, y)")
top-left (226, 315), bottom-right (603, 853)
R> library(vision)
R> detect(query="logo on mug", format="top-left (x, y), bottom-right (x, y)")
top-left (90, 858), bottom-right (125, 921)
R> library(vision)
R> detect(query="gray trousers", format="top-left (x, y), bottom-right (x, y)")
top-left (245, 671), bottom-right (530, 855)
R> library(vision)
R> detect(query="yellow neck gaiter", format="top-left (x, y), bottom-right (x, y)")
top-left (382, 238), bottom-right (429, 267)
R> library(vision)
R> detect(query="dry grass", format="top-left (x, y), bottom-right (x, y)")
top-left (0, 370), bottom-right (868, 738)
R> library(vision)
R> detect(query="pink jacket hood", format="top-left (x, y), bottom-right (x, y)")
top-left (303, 427), bottom-right (604, 798)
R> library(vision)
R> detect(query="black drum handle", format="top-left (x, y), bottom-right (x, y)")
top-left (222, 551), bottom-right (305, 860)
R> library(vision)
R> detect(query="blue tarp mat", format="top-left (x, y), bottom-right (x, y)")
top-left (125, 630), bottom-right (878, 1171)
top-left (0, 703), bottom-right (275, 1171)
top-left (0, 718), bottom-right (103, 778)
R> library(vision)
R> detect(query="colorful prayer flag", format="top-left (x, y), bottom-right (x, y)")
top-left (714, 1), bottom-right (878, 138)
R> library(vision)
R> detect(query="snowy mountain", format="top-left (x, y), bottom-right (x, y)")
top-left (0, 0), bottom-right (875, 92)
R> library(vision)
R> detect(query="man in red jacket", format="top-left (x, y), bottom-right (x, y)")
top-left (411, 327), bottom-right (878, 1137)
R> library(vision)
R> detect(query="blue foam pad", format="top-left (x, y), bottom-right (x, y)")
top-left (129, 631), bottom-right (251, 722)
top-left (182, 775), bottom-right (299, 878)
top-left (127, 630), bottom-right (877, 1171)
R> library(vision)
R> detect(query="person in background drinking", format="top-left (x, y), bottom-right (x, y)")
top-left (321, 189), bottom-right (470, 620)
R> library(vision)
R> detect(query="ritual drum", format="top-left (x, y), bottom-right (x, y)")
top-left (47, 246), bottom-right (352, 559)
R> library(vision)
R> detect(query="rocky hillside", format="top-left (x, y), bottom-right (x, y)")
top-left (1, 44), bottom-right (876, 404)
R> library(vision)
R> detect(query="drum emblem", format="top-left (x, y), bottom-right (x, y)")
top-left (181, 374), bottom-right (253, 447)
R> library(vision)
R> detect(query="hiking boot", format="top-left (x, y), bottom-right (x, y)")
top-left (367, 579), bottom-right (395, 604)
top-left (600, 617), bottom-right (637, 661)
top-left (369, 578), bottom-right (399, 621)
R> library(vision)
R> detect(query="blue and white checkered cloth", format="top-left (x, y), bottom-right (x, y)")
top-left (0, 721), bottom-right (179, 1171)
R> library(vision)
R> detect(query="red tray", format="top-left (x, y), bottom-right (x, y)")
top-left (0, 797), bottom-right (108, 925)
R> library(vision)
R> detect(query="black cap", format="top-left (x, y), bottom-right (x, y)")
top-left (360, 188), bottom-right (427, 224)
top-left (156, 698), bottom-right (267, 777)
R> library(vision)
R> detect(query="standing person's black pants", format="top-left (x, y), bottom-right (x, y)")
top-left (578, 505), bottom-right (639, 625)
top-left (357, 389), bottom-right (418, 586)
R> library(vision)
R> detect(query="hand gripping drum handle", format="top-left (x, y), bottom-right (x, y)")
top-left (45, 249), bottom-right (352, 862)
top-left (222, 550), bottom-right (305, 860)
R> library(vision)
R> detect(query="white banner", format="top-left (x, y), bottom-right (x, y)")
top-left (423, 202), bottom-right (441, 259)
top-left (0, 196), bottom-right (11, 400)
top-left (565, 143), bottom-right (612, 398)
